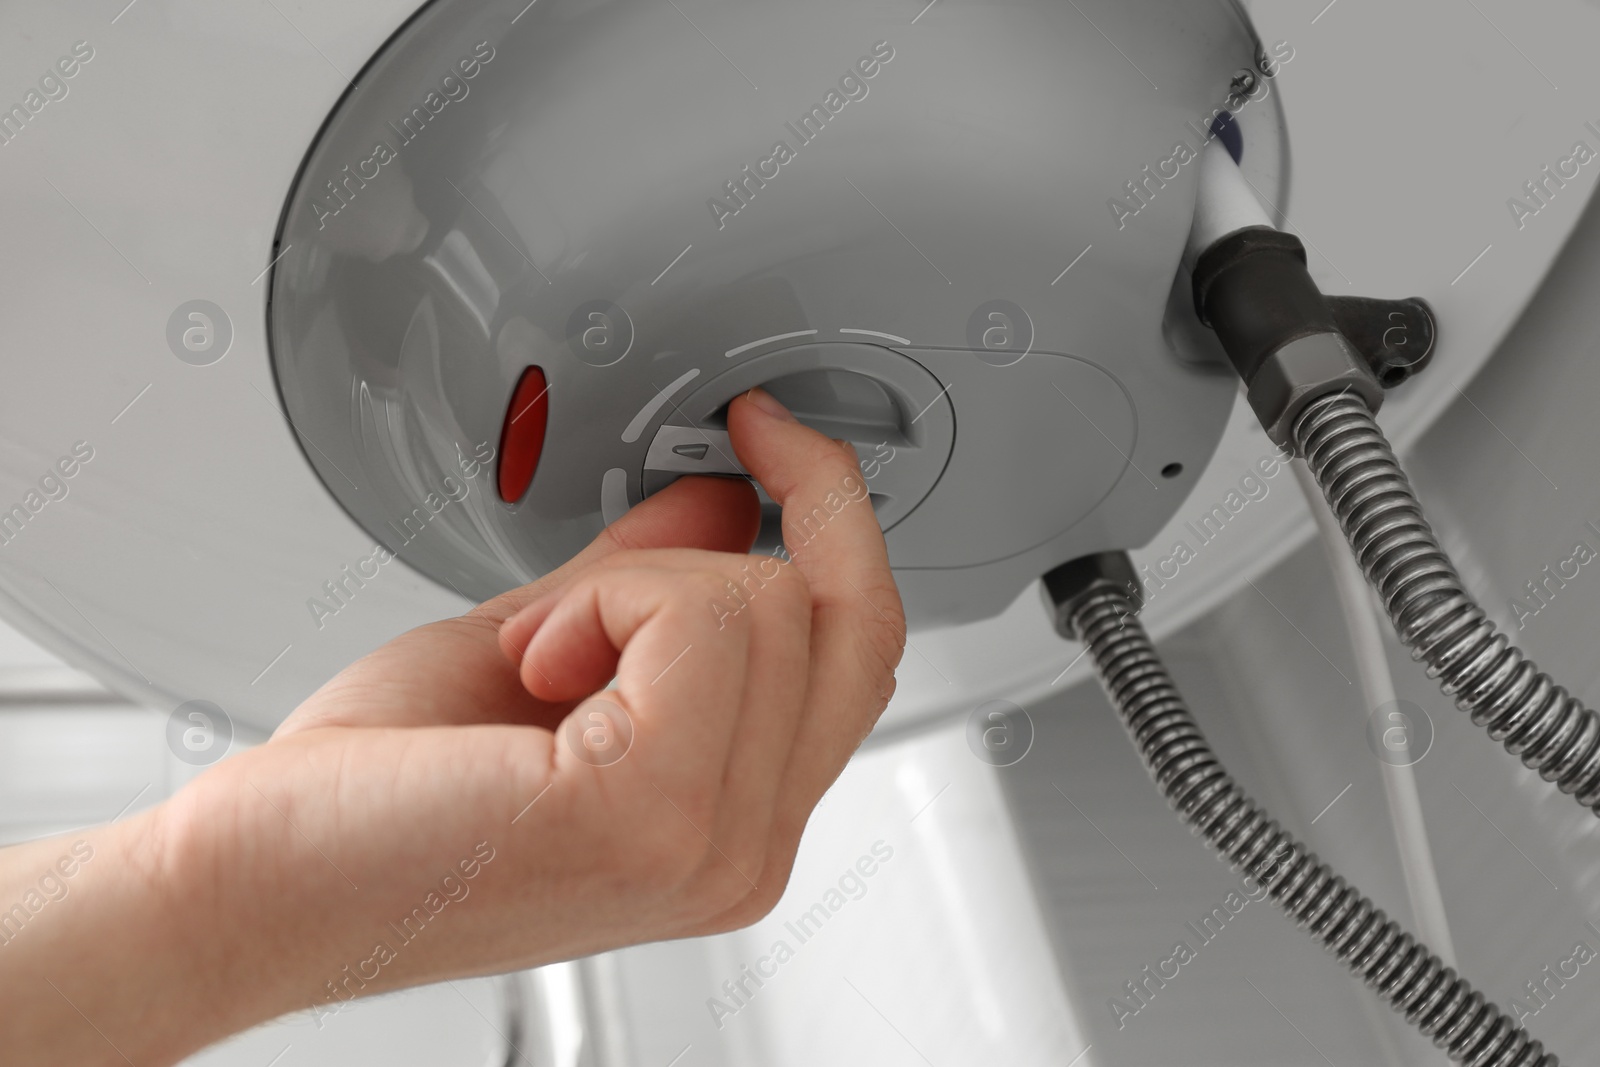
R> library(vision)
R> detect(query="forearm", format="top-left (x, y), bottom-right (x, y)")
top-left (3, 729), bottom-right (578, 1065)
top-left (0, 811), bottom-right (199, 1064)
top-left (0, 747), bottom-right (510, 1065)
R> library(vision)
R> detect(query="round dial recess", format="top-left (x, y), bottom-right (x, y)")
top-left (269, 0), bottom-right (1264, 626)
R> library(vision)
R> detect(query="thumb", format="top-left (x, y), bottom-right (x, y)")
top-left (480, 474), bottom-right (758, 633)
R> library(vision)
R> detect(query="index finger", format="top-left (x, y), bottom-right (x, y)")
top-left (726, 389), bottom-right (906, 754)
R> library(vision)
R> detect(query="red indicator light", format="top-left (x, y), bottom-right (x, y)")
top-left (497, 366), bottom-right (549, 503)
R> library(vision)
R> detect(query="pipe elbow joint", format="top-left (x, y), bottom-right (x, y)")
top-left (1192, 227), bottom-right (1383, 448)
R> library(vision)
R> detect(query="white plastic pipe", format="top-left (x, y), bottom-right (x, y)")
top-left (1291, 461), bottom-right (1459, 966)
top-left (1184, 139), bottom-right (1274, 268)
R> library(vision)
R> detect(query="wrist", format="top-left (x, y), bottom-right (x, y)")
top-left (147, 758), bottom-right (345, 1049)
top-left (141, 783), bottom-right (258, 1055)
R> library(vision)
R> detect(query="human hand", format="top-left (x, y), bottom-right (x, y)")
top-left (0, 389), bottom-right (906, 1066)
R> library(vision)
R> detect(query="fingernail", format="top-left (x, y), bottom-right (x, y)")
top-left (743, 387), bottom-right (796, 422)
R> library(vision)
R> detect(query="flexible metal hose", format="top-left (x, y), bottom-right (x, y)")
top-left (1065, 587), bottom-right (1556, 1067)
top-left (1293, 391), bottom-right (1600, 815)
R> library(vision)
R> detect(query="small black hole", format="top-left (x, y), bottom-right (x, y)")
top-left (1381, 367), bottom-right (1407, 387)
top-left (1161, 463), bottom-right (1183, 478)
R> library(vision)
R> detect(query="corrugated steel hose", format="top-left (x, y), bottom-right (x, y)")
top-left (1060, 583), bottom-right (1558, 1067)
top-left (1187, 148), bottom-right (1600, 820)
top-left (1169, 144), bottom-right (1583, 1061)
top-left (1294, 391), bottom-right (1600, 815)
